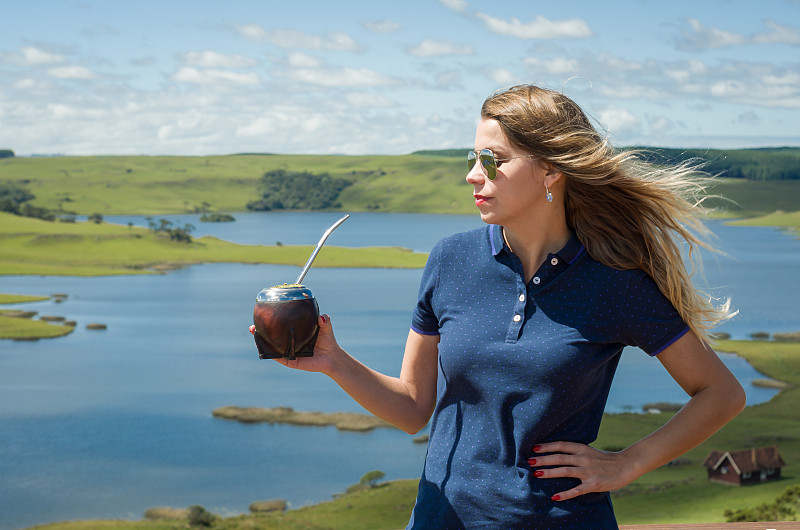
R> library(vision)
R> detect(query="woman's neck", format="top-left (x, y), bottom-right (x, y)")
top-left (502, 215), bottom-right (571, 283)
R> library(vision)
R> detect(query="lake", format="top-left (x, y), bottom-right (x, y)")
top-left (0, 212), bottom-right (797, 529)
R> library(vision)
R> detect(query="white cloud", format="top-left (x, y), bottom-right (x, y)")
top-left (180, 51), bottom-right (258, 68)
top-left (238, 26), bottom-right (363, 52)
top-left (16, 78), bottom-right (36, 89)
top-left (475, 13), bottom-right (593, 39)
top-left (172, 67), bottom-right (260, 85)
top-left (596, 106), bottom-right (641, 135)
top-left (648, 116), bottom-right (675, 133)
top-left (284, 66), bottom-right (396, 87)
top-left (677, 18), bottom-right (800, 50)
top-left (407, 39), bottom-right (474, 57)
top-left (684, 18), bottom-right (747, 49)
top-left (287, 52), bottom-right (324, 69)
top-left (22, 46), bottom-right (66, 65)
top-left (344, 92), bottom-right (397, 108)
top-left (488, 68), bottom-right (517, 85)
top-left (235, 23), bottom-right (269, 41)
top-left (524, 57), bottom-right (579, 74)
top-left (438, 0), bottom-right (467, 13)
top-left (752, 20), bottom-right (800, 45)
top-left (361, 19), bottom-right (401, 33)
top-left (47, 65), bottom-right (96, 79)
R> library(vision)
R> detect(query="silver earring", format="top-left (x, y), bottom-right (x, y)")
top-left (545, 185), bottom-right (553, 203)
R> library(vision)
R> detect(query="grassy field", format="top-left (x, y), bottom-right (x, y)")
top-left (4, 154), bottom-right (800, 220)
top-left (0, 211), bottom-right (427, 277)
top-left (21, 339), bottom-right (800, 528)
top-left (0, 154), bottom-right (471, 215)
top-left (0, 293), bottom-right (50, 304)
top-left (0, 311), bottom-right (74, 339)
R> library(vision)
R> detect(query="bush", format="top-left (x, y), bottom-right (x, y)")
top-left (0, 149), bottom-right (14, 158)
top-left (187, 505), bottom-right (218, 527)
top-left (200, 212), bottom-right (235, 222)
top-left (724, 483), bottom-right (800, 521)
top-left (88, 213), bottom-right (103, 224)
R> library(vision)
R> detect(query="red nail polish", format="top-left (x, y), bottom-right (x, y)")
top-left (551, 495), bottom-right (560, 501)
top-left (534, 470), bottom-right (544, 477)
top-left (321, 315), bottom-right (327, 323)
top-left (533, 445), bottom-right (541, 452)
top-left (528, 458), bottom-right (536, 465)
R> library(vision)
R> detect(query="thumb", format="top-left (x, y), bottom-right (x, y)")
top-left (318, 313), bottom-right (331, 330)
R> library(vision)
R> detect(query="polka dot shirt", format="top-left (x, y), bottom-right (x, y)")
top-left (406, 224), bottom-right (689, 529)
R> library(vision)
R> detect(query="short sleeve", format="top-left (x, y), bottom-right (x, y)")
top-left (411, 239), bottom-right (442, 336)
top-left (621, 272), bottom-right (690, 356)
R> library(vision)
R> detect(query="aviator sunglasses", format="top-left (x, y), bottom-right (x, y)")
top-left (467, 149), bottom-right (537, 180)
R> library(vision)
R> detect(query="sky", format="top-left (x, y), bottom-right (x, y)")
top-left (1, 0), bottom-right (799, 156)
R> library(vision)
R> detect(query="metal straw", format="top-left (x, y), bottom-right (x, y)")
top-left (295, 214), bottom-right (350, 285)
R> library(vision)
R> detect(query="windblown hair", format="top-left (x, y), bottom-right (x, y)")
top-left (481, 84), bottom-right (733, 343)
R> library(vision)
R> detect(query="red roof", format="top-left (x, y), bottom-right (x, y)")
top-left (703, 445), bottom-right (786, 475)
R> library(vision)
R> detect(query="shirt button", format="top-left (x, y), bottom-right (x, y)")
top-left (519, 294), bottom-right (525, 302)
top-left (513, 314), bottom-right (521, 322)
top-left (551, 257), bottom-right (559, 265)
top-left (533, 277), bottom-right (540, 284)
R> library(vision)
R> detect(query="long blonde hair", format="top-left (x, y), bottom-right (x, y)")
top-left (481, 84), bottom-right (732, 343)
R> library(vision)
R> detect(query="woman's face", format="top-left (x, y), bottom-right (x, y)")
top-left (467, 118), bottom-right (550, 227)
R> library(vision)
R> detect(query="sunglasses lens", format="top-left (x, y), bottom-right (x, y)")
top-left (467, 150), bottom-right (496, 180)
top-left (480, 150), bottom-right (496, 180)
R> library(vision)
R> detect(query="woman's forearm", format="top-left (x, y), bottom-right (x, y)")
top-left (621, 372), bottom-right (746, 481)
top-left (325, 330), bottom-right (439, 435)
top-left (327, 349), bottom-right (433, 434)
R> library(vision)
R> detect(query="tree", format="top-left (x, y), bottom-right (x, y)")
top-left (724, 484), bottom-right (800, 522)
top-left (246, 168), bottom-right (352, 211)
top-left (0, 149), bottom-right (14, 158)
top-left (88, 213), bottom-right (103, 224)
top-left (359, 470), bottom-right (386, 488)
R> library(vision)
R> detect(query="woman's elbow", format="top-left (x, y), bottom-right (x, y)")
top-left (400, 415), bottom-right (431, 435)
top-left (728, 378), bottom-right (747, 418)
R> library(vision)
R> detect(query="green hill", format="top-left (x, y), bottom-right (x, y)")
top-left (2, 149), bottom-right (799, 220)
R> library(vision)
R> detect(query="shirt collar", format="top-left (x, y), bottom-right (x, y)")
top-left (489, 224), bottom-right (585, 264)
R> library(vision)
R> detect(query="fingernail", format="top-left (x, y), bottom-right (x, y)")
top-left (551, 495), bottom-right (560, 501)
top-left (321, 315), bottom-right (327, 323)
top-left (533, 445), bottom-right (541, 452)
top-left (534, 470), bottom-right (544, 477)
top-left (528, 458), bottom-right (536, 466)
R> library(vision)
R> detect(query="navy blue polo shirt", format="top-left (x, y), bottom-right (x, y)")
top-left (407, 224), bottom-right (688, 529)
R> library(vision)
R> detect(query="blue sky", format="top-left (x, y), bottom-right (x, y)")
top-left (1, 0), bottom-right (799, 155)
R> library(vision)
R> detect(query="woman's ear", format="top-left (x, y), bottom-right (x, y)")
top-left (541, 161), bottom-right (563, 188)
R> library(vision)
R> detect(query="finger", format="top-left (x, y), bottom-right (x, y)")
top-left (531, 466), bottom-right (579, 481)
top-left (529, 453), bottom-right (579, 468)
top-left (249, 325), bottom-right (255, 335)
top-left (532, 441), bottom-right (584, 454)
top-left (550, 485), bottom-right (587, 502)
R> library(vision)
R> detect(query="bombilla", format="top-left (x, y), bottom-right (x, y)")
top-left (295, 214), bottom-right (350, 285)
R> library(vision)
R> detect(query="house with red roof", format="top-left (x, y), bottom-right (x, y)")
top-left (703, 445), bottom-right (786, 486)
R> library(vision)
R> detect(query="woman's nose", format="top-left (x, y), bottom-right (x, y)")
top-left (465, 161), bottom-right (485, 185)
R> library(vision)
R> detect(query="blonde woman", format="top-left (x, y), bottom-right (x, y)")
top-left (254, 85), bottom-right (745, 528)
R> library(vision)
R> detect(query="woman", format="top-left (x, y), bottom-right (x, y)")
top-left (252, 84), bottom-right (745, 528)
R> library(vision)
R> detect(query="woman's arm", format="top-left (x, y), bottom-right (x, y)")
top-left (529, 331), bottom-right (746, 501)
top-left (253, 315), bottom-right (439, 435)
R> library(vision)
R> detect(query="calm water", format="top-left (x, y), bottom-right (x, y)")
top-left (0, 212), bottom-right (797, 529)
